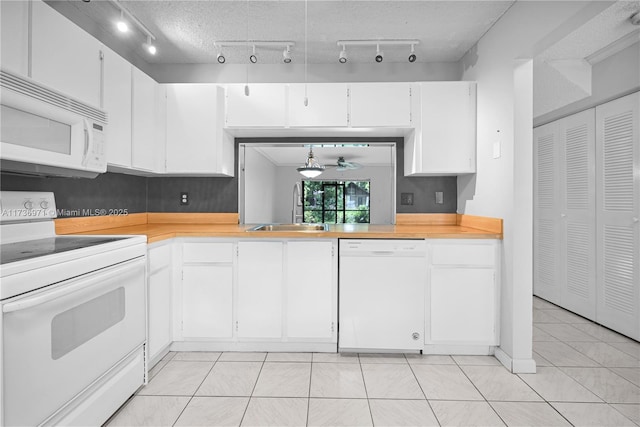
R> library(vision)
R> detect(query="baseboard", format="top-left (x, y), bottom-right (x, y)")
top-left (495, 347), bottom-right (537, 373)
top-left (171, 341), bottom-right (338, 353)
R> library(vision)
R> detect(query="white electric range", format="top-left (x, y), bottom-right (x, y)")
top-left (0, 191), bottom-right (147, 427)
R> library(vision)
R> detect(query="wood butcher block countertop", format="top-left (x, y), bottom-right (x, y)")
top-left (55, 213), bottom-right (503, 243)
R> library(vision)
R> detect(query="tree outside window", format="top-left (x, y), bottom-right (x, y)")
top-left (303, 180), bottom-right (370, 224)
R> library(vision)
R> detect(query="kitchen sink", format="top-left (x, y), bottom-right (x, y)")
top-left (247, 223), bottom-right (329, 232)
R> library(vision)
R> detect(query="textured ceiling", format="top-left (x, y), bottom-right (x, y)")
top-left (534, 1), bottom-right (640, 118)
top-left (48, 0), bottom-right (514, 64)
top-left (250, 144), bottom-right (394, 166)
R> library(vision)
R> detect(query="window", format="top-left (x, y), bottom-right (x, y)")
top-left (303, 180), bottom-right (370, 224)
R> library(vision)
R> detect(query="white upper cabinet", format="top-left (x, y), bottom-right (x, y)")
top-left (103, 47), bottom-right (133, 169)
top-left (166, 84), bottom-right (234, 176)
top-left (349, 83), bottom-right (411, 127)
top-left (405, 82), bottom-right (477, 176)
top-left (226, 84), bottom-right (287, 127)
top-left (31, 0), bottom-right (102, 107)
top-left (288, 84), bottom-right (348, 127)
top-left (1, 0), bottom-right (29, 76)
top-left (131, 68), bottom-right (157, 171)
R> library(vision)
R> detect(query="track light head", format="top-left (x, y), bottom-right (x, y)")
top-left (408, 44), bottom-right (416, 62)
top-left (375, 45), bottom-right (383, 63)
top-left (216, 52), bottom-right (226, 64)
top-left (249, 45), bottom-right (257, 63)
top-left (631, 11), bottom-right (640, 25)
top-left (116, 11), bottom-right (128, 33)
top-left (145, 36), bottom-right (157, 55)
top-left (339, 46), bottom-right (347, 63)
top-left (283, 46), bottom-right (292, 63)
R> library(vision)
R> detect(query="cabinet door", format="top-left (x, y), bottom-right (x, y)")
top-left (154, 84), bottom-right (167, 172)
top-left (349, 83), bottom-right (411, 127)
top-left (288, 84), bottom-right (348, 127)
top-left (595, 92), bottom-right (640, 340)
top-left (148, 266), bottom-right (172, 359)
top-left (182, 265), bottom-right (233, 338)
top-left (31, 0), bottom-right (101, 107)
top-left (286, 241), bottom-right (335, 340)
top-left (406, 82), bottom-right (476, 175)
top-left (103, 48), bottom-right (132, 168)
top-left (1, 0), bottom-right (29, 76)
top-left (237, 241), bottom-right (283, 339)
top-left (166, 84), bottom-right (233, 175)
top-left (429, 268), bottom-right (496, 344)
top-left (226, 84), bottom-right (287, 127)
top-left (131, 68), bottom-right (156, 171)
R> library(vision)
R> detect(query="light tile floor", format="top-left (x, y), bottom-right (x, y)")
top-left (106, 297), bottom-right (640, 426)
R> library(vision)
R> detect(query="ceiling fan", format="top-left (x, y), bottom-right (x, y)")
top-left (327, 156), bottom-right (363, 172)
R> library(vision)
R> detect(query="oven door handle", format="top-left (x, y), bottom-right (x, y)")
top-left (2, 259), bottom-right (143, 314)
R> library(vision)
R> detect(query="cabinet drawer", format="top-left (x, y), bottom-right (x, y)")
top-left (149, 245), bottom-right (171, 273)
top-left (432, 243), bottom-right (495, 266)
top-left (183, 242), bottom-right (234, 263)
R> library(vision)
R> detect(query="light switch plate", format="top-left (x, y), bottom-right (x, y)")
top-left (493, 141), bottom-right (501, 159)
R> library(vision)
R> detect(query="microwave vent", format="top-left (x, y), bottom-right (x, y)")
top-left (0, 70), bottom-right (107, 124)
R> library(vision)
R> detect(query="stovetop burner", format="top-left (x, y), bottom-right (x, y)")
top-left (1, 236), bottom-right (131, 264)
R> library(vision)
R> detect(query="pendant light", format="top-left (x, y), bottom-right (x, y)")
top-left (297, 146), bottom-right (325, 178)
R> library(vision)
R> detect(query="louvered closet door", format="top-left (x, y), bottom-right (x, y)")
top-left (595, 92), bottom-right (640, 340)
top-left (534, 122), bottom-right (561, 304)
top-left (559, 110), bottom-right (596, 320)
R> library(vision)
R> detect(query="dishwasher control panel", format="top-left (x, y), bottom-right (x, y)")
top-left (339, 239), bottom-right (426, 256)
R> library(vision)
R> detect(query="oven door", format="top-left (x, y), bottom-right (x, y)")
top-left (2, 257), bottom-right (146, 427)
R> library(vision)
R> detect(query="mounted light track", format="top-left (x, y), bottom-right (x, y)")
top-left (213, 41), bottom-right (296, 64)
top-left (336, 39), bottom-right (420, 63)
top-left (110, 0), bottom-right (157, 56)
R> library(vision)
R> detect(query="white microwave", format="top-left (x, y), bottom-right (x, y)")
top-left (0, 69), bottom-right (107, 178)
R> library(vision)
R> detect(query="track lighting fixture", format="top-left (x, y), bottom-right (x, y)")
top-left (375, 44), bottom-right (384, 63)
top-left (408, 44), bottom-right (416, 62)
top-left (116, 10), bottom-right (128, 33)
top-left (631, 11), bottom-right (640, 25)
top-left (336, 39), bottom-right (420, 63)
top-left (338, 45), bottom-right (348, 63)
top-left (110, 1), bottom-right (158, 56)
top-left (145, 35), bottom-right (157, 55)
top-left (283, 46), bottom-right (292, 63)
top-left (213, 41), bottom-right (295, 64)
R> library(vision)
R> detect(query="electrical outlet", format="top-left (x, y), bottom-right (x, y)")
top-left (400, 193), bottom-right (414, 205)
top-left (180, 192), bottom-right (189, 206)
top-left (435, 191), bottom-right (444, 204)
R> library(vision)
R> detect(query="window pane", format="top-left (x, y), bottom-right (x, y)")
top-left (337, 211), bottom-right (345, 224)
top-left (324, 211), bottom-right (336, 223)
top-left (323, 185), bottom-right (336, 210)
top-left (337, 185), bottom-right (344, 209)
top-left (304, 211), bottom-right (322, 223)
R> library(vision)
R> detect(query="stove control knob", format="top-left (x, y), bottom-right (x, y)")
top-left (24, 200), bottom-right (34, 210)
top-left (40, 200), bottom-right (49, 209)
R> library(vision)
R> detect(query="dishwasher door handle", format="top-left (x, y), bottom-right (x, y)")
top-left (371, 251), bottom-right (396, 256)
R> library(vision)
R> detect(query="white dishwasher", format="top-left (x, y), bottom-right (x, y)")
top-left (339, 239), bottom-right (427, 352)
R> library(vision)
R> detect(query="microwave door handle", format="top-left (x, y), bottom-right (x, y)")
top-left (2, 259), bottom-right (141, 314)
top-left (82, 119), bottom-right (92, 166)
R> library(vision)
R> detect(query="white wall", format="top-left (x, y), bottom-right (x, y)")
top-left (457, 0), bottom-right (611, 373)
top-left (151, 62), bottom-right (461, 84)
top-left (273, 165), bottom-right (395, 224)
top-left (243, 148), bottom-right (278, 224)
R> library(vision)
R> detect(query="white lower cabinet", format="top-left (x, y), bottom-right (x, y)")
top-left (426, 240), bottom-right (500, 350)
top-left (237, 241), bottom-right (284, 339)
top-left (147, 243), bottom-right (173, 364)
top-left (172, 238), bottom-right (337, 350)
top-left (286, 241), bottom-right (336, 340)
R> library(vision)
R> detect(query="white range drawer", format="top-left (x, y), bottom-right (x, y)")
top-left (183, 242), bottom-right (234, 263)
top-left (431, 241), bottom-right (496, 267)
